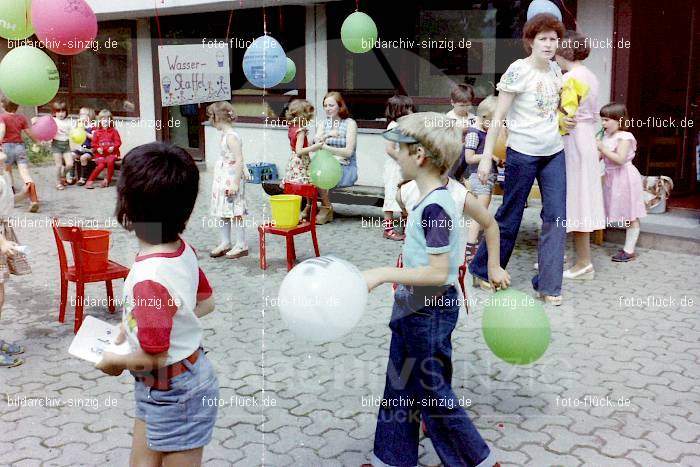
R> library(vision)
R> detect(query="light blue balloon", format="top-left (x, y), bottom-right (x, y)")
top-left (527, 0), bottom-right (562, 21)
top-left (242, 35), bottom-right (287, 88)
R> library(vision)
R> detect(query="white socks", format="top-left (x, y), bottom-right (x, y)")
top-left (624, 226), bottom-right (640, 254)
top-left (219, 218), bottom-right (232, 246)
top-left (233, 217), bottom-right (247, 249)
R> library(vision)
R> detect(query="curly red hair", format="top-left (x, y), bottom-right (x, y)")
top-left (523, 13), bottom-right (565, 54)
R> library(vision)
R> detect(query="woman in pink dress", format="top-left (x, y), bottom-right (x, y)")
top-left (598, 102), bottom-right (646, 262)
top-left (555, 31), bottom-right (606, 279)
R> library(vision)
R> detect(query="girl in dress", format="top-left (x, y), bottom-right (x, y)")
top-left (555, 31), bottom-right (606, 279)
top-left (382, 95), bottom-right (414, 241)
top-left (283, 99), bottom-right (325, 219)
top-left (598, 103), bottom-right (646, 262)
top-left (208, 101), bottom-right (249, 259)
top-left (85, 109), bottom-right (122, 189)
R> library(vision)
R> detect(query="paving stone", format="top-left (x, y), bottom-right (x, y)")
top-left (0, 166), bottom-right (698, 465)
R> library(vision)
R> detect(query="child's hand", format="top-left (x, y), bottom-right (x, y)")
top-left (0, 240), bottom-right (18, 256)
top-left (327, 130), bottom-right (339, 138)
top-left (596, 140), bottom-right (605, 153)
top-left (97, 148), bottom-right (104, 155)
top-left (95, 352), bottom-right (124, 376)
top-left (114, 322), bottom-right (126, 345)
top-left (487, 266), bottom-right (511, 290)
top-left (108, 146), bottom-right (114, 153)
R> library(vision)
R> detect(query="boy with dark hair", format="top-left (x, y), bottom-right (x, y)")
top-left (362, 112), bottom-right (508, 467)
top-left (97, 142), bottom-right (219, 466)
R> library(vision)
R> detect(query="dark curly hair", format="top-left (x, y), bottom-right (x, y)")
top-left (116, 142), bottom-right (199, 245)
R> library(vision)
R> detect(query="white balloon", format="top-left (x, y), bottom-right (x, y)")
top-left (277, 256), bottom-right (367, 343)
top-left (527, 0), bottom-right (562, 21)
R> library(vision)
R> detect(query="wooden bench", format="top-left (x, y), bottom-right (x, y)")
top-left (262, 181), bottom-right (384, 207)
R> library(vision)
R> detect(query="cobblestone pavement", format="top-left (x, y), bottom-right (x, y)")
top-left (1, 165), bottom-right (699, 466)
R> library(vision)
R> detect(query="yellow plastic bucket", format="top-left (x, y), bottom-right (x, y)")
top-left (270, 194), bottom-right (302, 228)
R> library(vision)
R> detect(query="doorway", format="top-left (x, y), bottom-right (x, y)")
top-left (161, 104), bottom-right (206, 161)
top-left (614, 0), bottom-right (699, 200)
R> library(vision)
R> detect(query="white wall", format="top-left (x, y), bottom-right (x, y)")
top-left (112, 19), bottom-right (158, 154)
top-left (577, 0), bottom-right (615, 104)
top-left (86, 0), bottom-right (338, 20)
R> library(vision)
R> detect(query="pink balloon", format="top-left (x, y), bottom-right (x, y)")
top-left (32, 116), bottom-right (58, 141)
top-left (31, 0), bottom-right (98, 56)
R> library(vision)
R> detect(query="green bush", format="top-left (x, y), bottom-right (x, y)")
top-left (23, 135), bottom-right (53, 165)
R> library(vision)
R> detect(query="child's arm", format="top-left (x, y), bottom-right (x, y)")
top-left (464, 149), bottom-right (480, 165)
top-left (194, 268), bottom-right (214, 318)
top-left (295, 128), bottom-right (323, 155)
top-left (364, 252), bottom-right (450, 291)
top-left (109, 129), bottom-right (122, 155)
top-left (0, 122), bottom-right (5, 142)
top-left (463, 192), bottom-right (511, 288)
top-left (597, 139), bottom-right (629, 165)
top-left (97, 344), bottom-right (168, 376)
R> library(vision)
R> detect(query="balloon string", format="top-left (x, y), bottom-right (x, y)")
top-left (225, 9), bottom-right (234, 42)
top-left (355, 0), bottom-right (359, 11)
top-left (263, 7), bottom-right (268, 35)
top-left (279, 6), bottom-right (284, 34)
top-left (154, 0), bottom-right (164, 47)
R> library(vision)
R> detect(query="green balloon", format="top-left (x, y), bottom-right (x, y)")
top-left (0, 46), bottom-right (59, 106)
top-left (0, 0), bottom-right (34, 40)
top-left (310, 150), bottom-right (342, 189)
top-left (341, 11), bottom-right (378, 54)
top-left (281, 57), bottom-right (296, 84)
top-left (481, 289), bottom-right (550, 365)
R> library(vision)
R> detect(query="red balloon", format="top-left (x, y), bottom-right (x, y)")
top-left (31, 0), bottom-right (98, 56)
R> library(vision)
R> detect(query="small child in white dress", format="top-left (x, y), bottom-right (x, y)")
top-left (207, 102), bottom-right (249, 259)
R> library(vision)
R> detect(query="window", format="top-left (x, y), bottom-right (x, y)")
top-left (153, 6), bottom-right (306, 123)
top-left (39, 21), bottom-right (139, 117)
top-left (326, 0), bottom-right (577, 128)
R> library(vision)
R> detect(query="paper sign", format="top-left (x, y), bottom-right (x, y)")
top-left (68, 316), bottom-right (132, 364)
top-left (158, 44), bottom-right (231, 107)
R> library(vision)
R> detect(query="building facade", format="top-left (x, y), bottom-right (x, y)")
top-left (3, 0), bottom-right (696, 195)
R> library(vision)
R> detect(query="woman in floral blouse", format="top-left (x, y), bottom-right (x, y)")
top-left (470, 13), bottom-right (573, 306)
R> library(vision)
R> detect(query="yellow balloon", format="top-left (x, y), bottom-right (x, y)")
top-left (70, 126), bottom-right (87, 145)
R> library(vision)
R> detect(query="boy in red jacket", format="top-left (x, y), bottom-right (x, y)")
top-left (86, 109), bottom-right (122, 189)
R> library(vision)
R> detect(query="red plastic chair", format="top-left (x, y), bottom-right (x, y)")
top-left (258, 183), bottom-right (320, 271)
top-left (51, 219), bottom-right (130, 333)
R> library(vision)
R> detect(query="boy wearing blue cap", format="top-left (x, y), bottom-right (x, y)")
top-left (362, 112), bottom-right (509, 467)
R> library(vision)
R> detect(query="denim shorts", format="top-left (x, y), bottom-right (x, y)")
top-left (3, 143), bottom-right (28, 165)
top-left (468, 172), bottom-right (496, 196)
top-left (133, 350), bottom-right (219, 452)
top-left (51, 140), bottom-right (70, 153)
